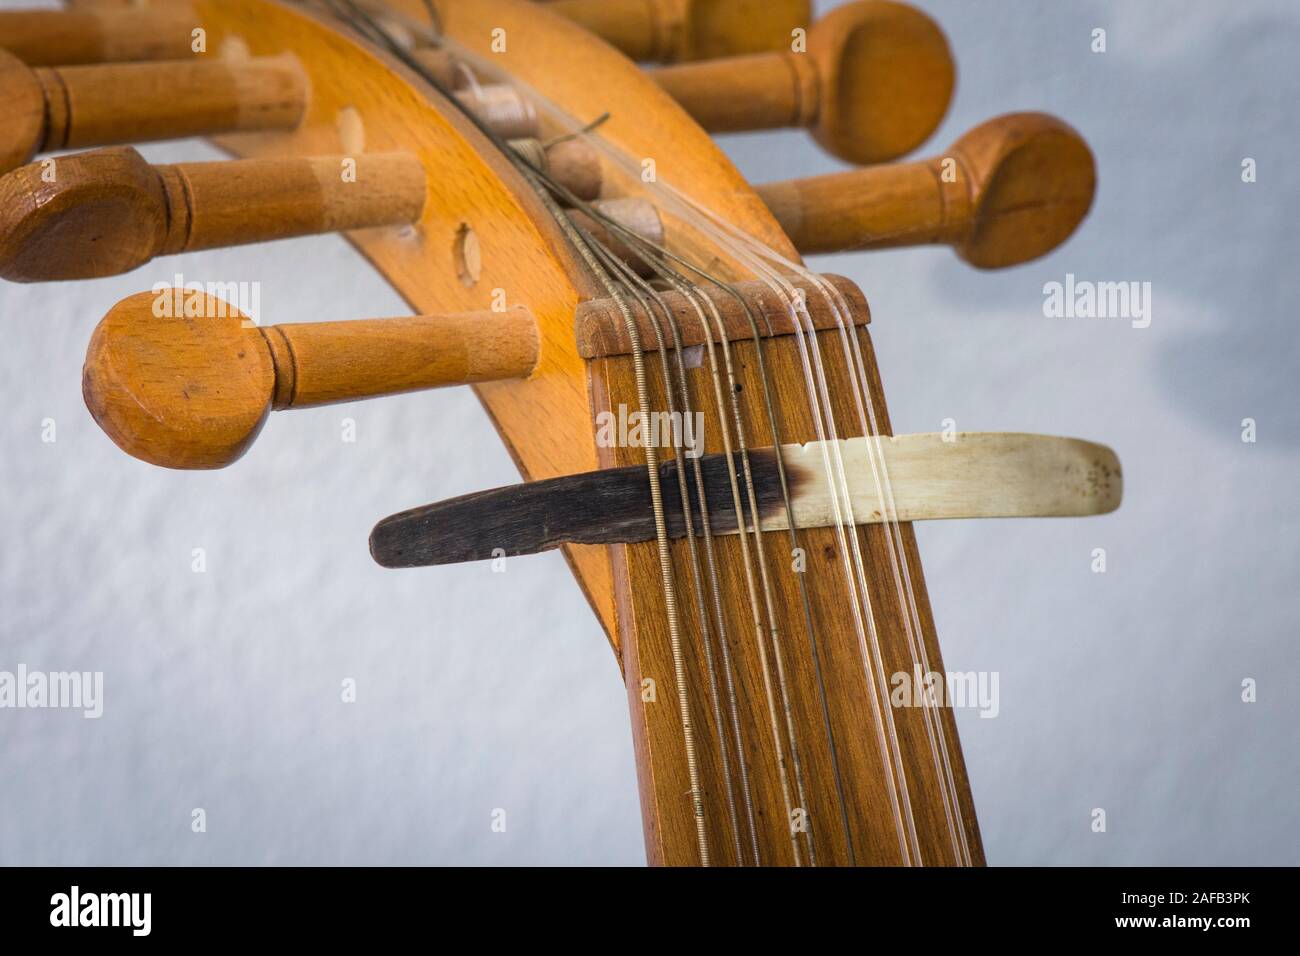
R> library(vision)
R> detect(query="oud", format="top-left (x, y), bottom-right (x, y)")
top-left (0, 0), bottom-right (1117, 866)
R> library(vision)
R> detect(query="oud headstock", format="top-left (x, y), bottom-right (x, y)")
top-left (0, 0), bottom-right (1117, 867)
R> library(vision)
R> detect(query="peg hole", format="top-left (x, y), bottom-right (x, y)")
top-left (336, 106), bottom-right (365, 155)
top-left (220, 35), bottom-right (252, 62)
top-left (454, 223), bottom-right (482, 288)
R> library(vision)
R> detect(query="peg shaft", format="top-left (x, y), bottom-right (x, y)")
top-left (167, 152), bottom-right (425, 251)
top-left (548, 0), bottom-right (811, 63)
top-left (453, 83), bottom-right (539, 140)
top-left (0, 7), bottom-right (196, 65)
top-left (650, 0), bottom-right (953, 164)
top-left (509, 137), bottom-right (603, 200)
top-left (756, 112), bottom-right (1097, 267)
top-left (568, 198), bottom-right (666, 276)
top-left (262, 310), bottom-right (541, 409)
top-left (0, 50), bottom-right (308, 174)
top-left (411, 47), bottom-right (468, 88)
top-left (0, 147), bottom-right (426, 282)
top-left (83, 292), bottom-right (541, 470)
top-left (654, 50), bottom-right (817, 131)
top-left (403, 63), bottom-right (543, 140)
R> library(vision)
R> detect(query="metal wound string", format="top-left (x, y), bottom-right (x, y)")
top-left (607, 187), bottom-right (919, 861)
top-left (699, 224), bottom-right (960, 864)
top-left (473, 59), bottom-right (899, 863)
top-left (702, 225), bottom-right (970, 864)
top-left (339, 2), bottom-right (964, 864)
top-left (605, 158), bottom-right (968, 863)
top-left (590, 242), bottom-right (751, 865)
top-left (326, 0), bottom-right (720, 864)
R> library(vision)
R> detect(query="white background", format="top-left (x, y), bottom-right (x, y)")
top-left (0, 0), bottom-right (1296, 864)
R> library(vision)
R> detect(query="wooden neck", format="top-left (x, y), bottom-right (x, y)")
top-left (586, 286), bottom-right (985, 866)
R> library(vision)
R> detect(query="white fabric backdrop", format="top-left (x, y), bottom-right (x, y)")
top-left (0, 0), bottom-right (1295, 865)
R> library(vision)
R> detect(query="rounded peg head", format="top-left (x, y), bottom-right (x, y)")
top-left (0, 49), bottom-right (44, 174)
top-left (809, 0), bottom-right (954, 165)
top-left (0, 146), bottom-right (168, 283)
top-left (83, 291), bottom-right (275, 470)
top-left (951, 112), bottom-right (1097, 269)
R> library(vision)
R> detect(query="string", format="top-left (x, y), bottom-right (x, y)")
top-left (704, 228), bottom-right (973, 864)
top-left (668, 278), bottom-right (813, 865)
top-left (689, 215), bottom-right (969, 865)
top-left (702, 224), bottom-right (972, 864)
top-left (564, 208), bottom-right (713, 866)
top-left (323, 0), bottom-right (719, 864)
top-left (412, 22), bottom-right (858, 864)
top-left (505, 90), bottom-right (920, 857)
top-left (572, 187), bottom-right (929, 863)
top-left (323, 0), bottom-right (972, 865)
top-left (589, 241), bottom-right (751, 865)
top-left (557, 93), bottom-right (969, 860)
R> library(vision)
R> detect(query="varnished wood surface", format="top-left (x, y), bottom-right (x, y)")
top-left (66, 0), bottom-right (810, 63)
top-left (0, 49), bottom-right (45, 173)
top-left (576, 274), bottom-right (868, 357)
top-left (182, 0), bottom-right (805, 640)
top-left (84, 292), bottom-right (275, 471)
top-left (757, 112), bottom-right (1097, 266)
top-left (651, 0), bottom-right (954, 164)
top-left (45, 0), bottom-right (991, 866)
top-left (83, 290), bottom-right (540, 469)
top-left (22, 55), bottom-right (307, 168)
top-left (592, 319), bottom-right (985, 865)
top-left (0, 50), bottom-right (305, 175)
top-left (547, 0), bottom-right (811, 63)
top-left (0, 5), bottom-right (196, 65)
top-left (0, 146), bottom-right (426, 281)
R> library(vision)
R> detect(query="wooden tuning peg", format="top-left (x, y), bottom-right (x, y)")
top-left (83, 292), bottom-right (541, 470)
top-left (756, 112), bottom-right (1097, 268)
top-left (509, 137), bottom-right (603, 201)
top-left (0, 4), bottom-right (196, 66)
top-left (649, 0), bottom-right (953, 164)
top-left (545, 0), bottom-right (811, 63)
top-left (452, 83), bottom-right (539, 140)
top-left (411, 47), bottom-right (470, 89)
top-left (405, 57), bottom-right (543, 140)
top-left (0, 147), bottom-right (426, 283)
top-left (568, 198), bottom-right (666, 275)
top-left (0, 49), bottom-right (306, 175)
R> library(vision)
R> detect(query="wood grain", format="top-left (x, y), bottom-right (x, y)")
top-left (83, 291), bottom-right (276, 471)
top-left (757, 112), bottom-right (1097, 267)
top-left (369, 432), bottom-right (1122, 565)
top-left (548, 0), bottom-right (811, 63)
top-left (194, 0), bottom-right (793, 639)
top-left (591, 318), bottom-right (986, 865)
top-left (0, 147), bottom-right (426, 281)
top-left (60, 0), bottom-right (992, 866)
top-left (83, 289), bottom-right (540, 469)
top-left (39, 56), bottom-right (305, 159)
top-left (651, 0), bottom-right (954, 164)
top-left (0, 50), bottom-right (45, 174)
top-left (0, 5), bottom-right (197, 65)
